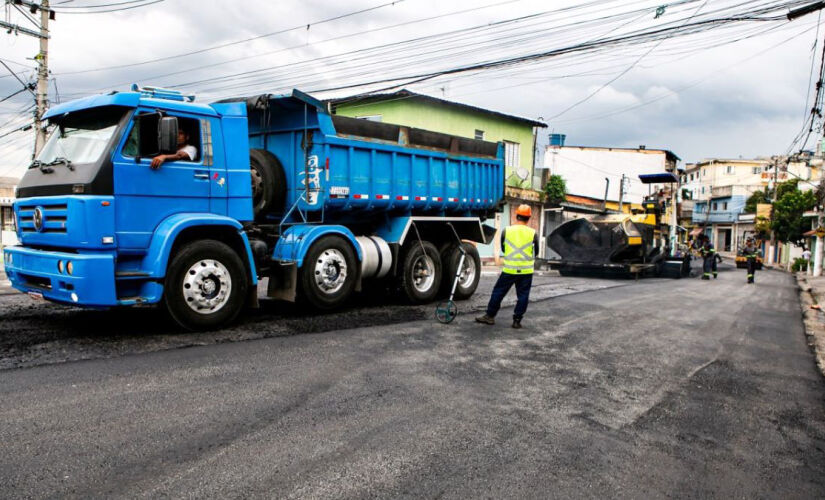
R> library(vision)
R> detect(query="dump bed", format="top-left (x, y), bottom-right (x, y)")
top-left (238, 91), bottom-right (504, 221)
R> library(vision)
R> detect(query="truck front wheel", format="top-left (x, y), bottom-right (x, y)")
top-left (400, 240), bottom-right (442, 303)
top-left (164, 240), bottom-right (248, 331)
top-left (299, 235), bottom-right (358, 310)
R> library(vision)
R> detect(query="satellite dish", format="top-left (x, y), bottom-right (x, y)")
top-left (515, 167), bottom-right (529, 181)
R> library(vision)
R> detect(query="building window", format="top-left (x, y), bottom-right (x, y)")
top-left (702, 168), bottom-right (706, 176)
top-left (701, 186), bottom-right (705, 194)
top-left (504, 141), bottom-right (520, 168)
top-left (752, 166), bottom-right (761, 174)
top-left (356, 115), bottom-right (382, 122)
top-left (689, 173), bottom-right (693, 181)
top-left (713, 202), bottom-right (718, 211)
top-left (1, 206), bottom-right (13, 231)
top-left (723, 202), bottom-right (728, 210)
top-left (474, 129), bottom-right (484, 140)
top-left (725, 165), bottom-right (734, 174)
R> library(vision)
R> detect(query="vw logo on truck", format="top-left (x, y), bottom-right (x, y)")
top-left (33, 207), bottom-right (44, 232)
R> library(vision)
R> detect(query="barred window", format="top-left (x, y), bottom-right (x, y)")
top-left (504, 141), bottom-right (520, 168)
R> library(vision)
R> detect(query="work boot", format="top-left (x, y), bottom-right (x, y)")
top-left (475, 314), bottom-right (495, 325)
top-left (713, 273), bottom-right (718, 279)
top-left (512, 318), bottom-right (522, 329)
top-left (701, 275), bottom-right (710, 280)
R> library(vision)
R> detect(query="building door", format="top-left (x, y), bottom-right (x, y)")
top-left (718, 228), bottom-right (732, 252)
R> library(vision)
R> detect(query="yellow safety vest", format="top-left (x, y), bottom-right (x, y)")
top-left (502, 224), bottom-right (536, 275)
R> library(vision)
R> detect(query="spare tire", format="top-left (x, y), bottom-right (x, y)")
top-left (249, 149), bottom-right (286, 219)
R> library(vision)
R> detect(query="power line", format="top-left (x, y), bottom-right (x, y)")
top-left (310, 1), bottom-right (809, 96)
top-left (71, 0), bottom-right (527, 93)
top-left (51, 0), bottom-right (158, 8)
top-left (49, 0), bottom-right (163, 14)
top-left (55, 0), bottom-right (407, 74)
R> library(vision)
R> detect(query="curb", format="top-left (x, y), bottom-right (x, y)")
top-left (795, 274), bottom-right (825, 378)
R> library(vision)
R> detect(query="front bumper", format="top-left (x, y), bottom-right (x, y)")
top-left (4, 247), bottom-right (117, 307)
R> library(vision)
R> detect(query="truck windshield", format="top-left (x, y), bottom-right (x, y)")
top-left (35, 106), bottom-right (126, 166)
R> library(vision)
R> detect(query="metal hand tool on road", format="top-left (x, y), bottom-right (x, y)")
top-left (435, 223), bottom-right (466, 324)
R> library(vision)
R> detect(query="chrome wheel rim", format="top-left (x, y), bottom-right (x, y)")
top-left (458, 256), bottom-right (476, 288)
top-left (182, 259), bottom-right (232, 314)
top-left (412, 253), bottom-right (435, 293)
top-left (314, 249), bottom-right (348, 294)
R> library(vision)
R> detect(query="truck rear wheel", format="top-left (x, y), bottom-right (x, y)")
top-left (299, 235), bottom-right (358, 310)
top-left (400, 240), bottom-right (442, 304)
top-left (440, 242), bottom-right (481, 300)
top-left (250, 149), bottom-right (286, 219)
top-left (164, 240), bottom-right (248, 331)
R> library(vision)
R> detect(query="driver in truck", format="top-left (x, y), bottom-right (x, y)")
top-left (150, 128), bottom-right (197, 169)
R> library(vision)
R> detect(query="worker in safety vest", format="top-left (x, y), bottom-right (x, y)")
top-left (699, 235), bottom-right (718, 280)
top-left (743, 238), bottom-right (760, 284)
top-left (476, 204), bottom-right (538, 329)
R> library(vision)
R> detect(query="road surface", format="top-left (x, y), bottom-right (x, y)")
top-left (1, 264), bottom-right (823, 498)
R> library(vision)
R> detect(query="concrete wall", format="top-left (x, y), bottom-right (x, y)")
top-left (335, 98), bottom-right (539, 190)
top-left (545, 147), bottom-right (668, 205)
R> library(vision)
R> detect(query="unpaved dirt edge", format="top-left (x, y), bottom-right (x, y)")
top-left (796, 273), bottom-right (825, 377)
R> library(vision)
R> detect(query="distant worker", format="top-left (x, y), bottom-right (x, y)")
top-left (699, 235), bottom-right (718, 280)
top-left (802, 247), bottom-right (812, 271)
top-left (743, 237), bottom-right (760, 284)
top-left (150, 127), bottom-right (197, 169)
top-left (476, 204), bottom-right (538, 329)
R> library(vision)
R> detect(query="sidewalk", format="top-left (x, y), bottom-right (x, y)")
top-left (795, 273), bottom-right (825, 376)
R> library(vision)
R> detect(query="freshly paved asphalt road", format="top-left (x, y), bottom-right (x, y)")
top-left (1, 264), bottom-right (824, 498)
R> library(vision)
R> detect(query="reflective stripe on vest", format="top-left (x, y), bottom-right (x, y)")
top-left (502, 224), bottom-right (535, 275)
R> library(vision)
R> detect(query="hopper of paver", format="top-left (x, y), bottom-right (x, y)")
top-left (547, 214), bottom-right (662, 277)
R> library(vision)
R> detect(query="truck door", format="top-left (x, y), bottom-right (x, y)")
top-left (113, 111), bottom-right (211, 249)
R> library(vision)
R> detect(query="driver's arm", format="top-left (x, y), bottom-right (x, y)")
top-left (150, 150), bottom-right (191, 169)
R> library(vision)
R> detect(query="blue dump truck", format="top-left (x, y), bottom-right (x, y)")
top-left (5, 86), bottom-right (504, 330)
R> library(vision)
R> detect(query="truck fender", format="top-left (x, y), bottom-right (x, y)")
top-left (142, 213), bottom-right (258, 285)
top-left (271, 224), bottom-right (362, 268)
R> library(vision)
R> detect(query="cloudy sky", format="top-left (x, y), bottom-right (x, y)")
top-left (0, 0), bottom-right (822, 179)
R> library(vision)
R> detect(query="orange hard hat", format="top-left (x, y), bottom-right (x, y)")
top-left (515, 204), bottom-right (532, 218)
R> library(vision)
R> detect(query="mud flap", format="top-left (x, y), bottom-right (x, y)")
top-left (267, 262), bottom-right (297, 302)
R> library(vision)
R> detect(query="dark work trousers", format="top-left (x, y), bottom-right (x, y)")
top-left (703, 255), bottom-right (718, 278)
top-left (485, 273), bottom-right (533, 320)
top-left (746, 257), bottom-right (756, 283)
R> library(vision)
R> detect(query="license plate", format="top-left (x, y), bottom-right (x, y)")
top-left (329, 186), bottom-right (350, 196)
top-left (27, 291), bottom-right (44, 301)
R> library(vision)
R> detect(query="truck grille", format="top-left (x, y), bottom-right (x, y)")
top-left (18, 203), bottom-right (68, 234)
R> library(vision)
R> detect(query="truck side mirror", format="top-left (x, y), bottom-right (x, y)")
top-left (158, 117), bottom-right (179, 155)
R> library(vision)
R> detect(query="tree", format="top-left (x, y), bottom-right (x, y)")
top-left (770, 179), bottom-right (816, 246)
top-left (544, 174), bottom-right (567, 205)
top-left (744, 189), bottom-right (770, 213)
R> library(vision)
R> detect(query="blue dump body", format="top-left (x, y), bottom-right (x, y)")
top-left (5, 87), bottom-right (505, 330)
top-left (246, 92), bottom-right (503, 220)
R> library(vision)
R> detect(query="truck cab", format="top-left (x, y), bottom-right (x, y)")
top-left (6, 86), bottom-right (257, 328)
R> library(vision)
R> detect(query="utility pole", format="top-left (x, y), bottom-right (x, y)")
top-left (670, 178), bottom-right (678, 256)
top-left (768, 156), bottom-right (779, 265)
top-left (618, 174), bottom-right (626, 212)
top-left (3, 0), bottom-right (52, 156)
top-left (34, 0), bottom-right (50, 155)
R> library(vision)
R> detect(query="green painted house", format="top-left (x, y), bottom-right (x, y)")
top-left (329, 90), bottom-right (547, 261)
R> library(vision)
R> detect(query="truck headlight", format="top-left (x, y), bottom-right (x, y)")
top-left (57, 260), bottom-right (64, 273)
top-left (66, 261), bottom-right (73, 275)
